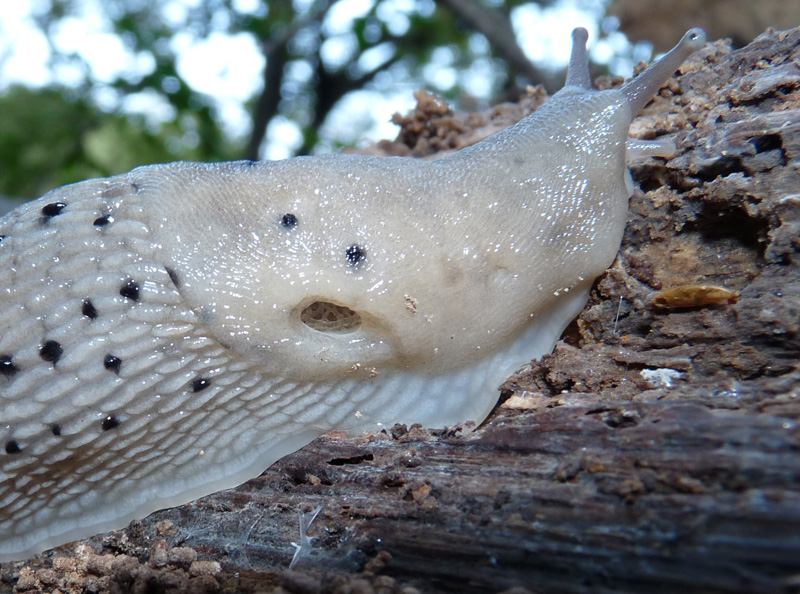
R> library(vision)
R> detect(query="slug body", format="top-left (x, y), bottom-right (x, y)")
top-left (0, 28), bottom-right (706, 560)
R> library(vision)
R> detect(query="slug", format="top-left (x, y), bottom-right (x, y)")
top-left (0, 27), bottom-right (706, 561)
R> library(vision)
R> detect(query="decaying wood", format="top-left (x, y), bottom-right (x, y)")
top-left (3, 27), bottom-right (799, 594)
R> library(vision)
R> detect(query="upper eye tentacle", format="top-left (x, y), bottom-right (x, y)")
top-left (621, 27), bottom-right (707, 117)
top-left (565, 27), bottom-right (592, 90)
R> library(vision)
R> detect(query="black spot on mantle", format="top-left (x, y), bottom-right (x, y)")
top-left (40, 340), bottom-right (64, 364)
top-left (281, 213), bottom-right (299, 229)
top-left (0, 355), bottom-right (18, 376)
top-left (41, 202), bottom-right (66, 218)
top-left (165, 266), bottom-right (181, 288)
top-left (4, 440), bottom-right (21, 454)
top-left (120, 279), bottom-right (140, 301)
top-left (191, 377), bottom-right (212, 392)
top-left (102, 416), bottom-right (121, 431)
top-left (82, 299), bottom-right (98, 319)
top-left (104, 354), bottom-right (122, 374)
top-left (345, 244), bottom-right (366, 267)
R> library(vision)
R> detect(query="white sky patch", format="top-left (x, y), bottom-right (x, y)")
top-left (52, 16), bottom-right (156, 84)
top-left (320, 33), bottom-right (360, 69)
top-left (376, 0), bottom-right (421, 36)
top-left (514, 0), bottom-right (601, 67)
top-left (121, 90), bottom-right (178, 131)
top-left (265, 117), bottom-right (305, 161)
top-left (324, 0), bottom-right (374, 35)
top-left (357, 41), bottom-right (396, 73)
top-left (462, 57), bottom-right (500, 98)
top-left (423, 46), bottom-right (458, 91)
top-left (90, 85), bottom-right (122, 113)
top-left (513, 0), bottom-right (637, 78)
top-left (0, 0), bottom-right (52, 88)
top-left (232, 0), bottom-right (263, 15)
top-left (173, 32), bottom-right (264, 100)
top-left (172, 31), bottom-right (264, 139)
top-left (161, 0), bottom-right (200, 28)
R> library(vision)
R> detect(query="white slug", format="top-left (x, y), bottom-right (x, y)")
top-left (0, 27), bottom-right (706, 561)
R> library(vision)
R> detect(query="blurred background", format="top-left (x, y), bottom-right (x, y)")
top-left (0, 0), bottom-right (797, 205)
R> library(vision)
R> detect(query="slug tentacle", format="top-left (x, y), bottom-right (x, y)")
top-left (565, 27), bottom-right (592, 90)
top-left (627, 137), bottom-right (677, 160)
top-left (622, 27), bottom-right (706, 117)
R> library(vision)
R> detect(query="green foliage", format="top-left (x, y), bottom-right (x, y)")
top-left (0, 86), bottom-right (238, 200)
top-left (0, 87), bottom-right (101, 199)
top-left (1, 0), bottom-right (558, 200)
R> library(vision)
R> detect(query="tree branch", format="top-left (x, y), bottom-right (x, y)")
top-left (246, 44), bottom-right (288, 160)
top-left (298, 51), bottom-right (404, 155)
top-left (434, 0), bottom-right (546, 86)
top-left (246, 1), bottom-right (332, 160)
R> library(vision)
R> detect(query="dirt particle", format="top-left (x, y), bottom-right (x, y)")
top-left (189, 560), bottom-right (221, 577)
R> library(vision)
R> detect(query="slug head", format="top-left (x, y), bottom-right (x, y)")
top-left (563, 26), bottom-right (706, 114)
top-left (554, 27), bottom-right (707, 191)
top-left (139, 28), bottom-right (708, 384)
top-left (561, 26), bottom-right (706, 128)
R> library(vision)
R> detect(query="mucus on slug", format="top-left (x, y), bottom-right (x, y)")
top-left (0, 26), bottom-right (707, 561)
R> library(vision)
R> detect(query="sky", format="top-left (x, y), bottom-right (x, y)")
top-left (0, 0), bottom-right (639, 159)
